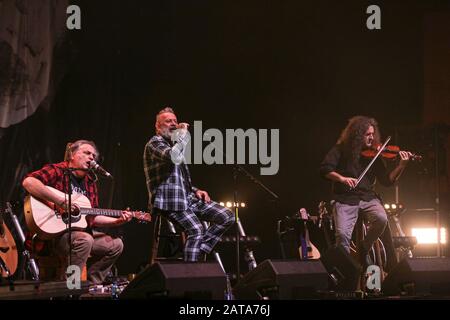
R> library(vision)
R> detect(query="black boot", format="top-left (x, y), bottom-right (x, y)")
top-left (356, 243), bottom-right (371, 269)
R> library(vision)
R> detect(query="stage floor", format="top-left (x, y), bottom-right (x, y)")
top-left (2, 280), bottom-right (450, 300)
top-left (0, 280), bottom-right (89, 300)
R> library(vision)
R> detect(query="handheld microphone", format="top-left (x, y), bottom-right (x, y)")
top-left (89, 160), bottom-right (114, 179)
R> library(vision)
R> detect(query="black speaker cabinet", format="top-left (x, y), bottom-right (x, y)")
top-left (120, 261), bottom-right (227, 299)
top-left (233, 259), bottom-right (329, 299)
top-left (383, 257), bottom-right (450, 296)
top-left (320, 245), bottom-right (362, 291)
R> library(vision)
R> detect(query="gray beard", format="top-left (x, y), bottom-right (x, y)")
top-left (159, 128), bottom-right (174, 140)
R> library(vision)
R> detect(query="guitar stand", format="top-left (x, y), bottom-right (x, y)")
top-left (0, 257), bottom-right (15, 290)
top-left (0, 256), bottom-right (11, 278)
top-left (6, 203), bottom-right (40, 281)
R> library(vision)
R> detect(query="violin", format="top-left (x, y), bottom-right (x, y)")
top-left (361, 144), bottom-right (422, 161)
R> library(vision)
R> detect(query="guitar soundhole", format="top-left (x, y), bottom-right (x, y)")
top-left (61, 211), bottom-right (82, 224)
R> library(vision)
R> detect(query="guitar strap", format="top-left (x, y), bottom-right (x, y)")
top-left (299, 233), bottom-right (308, 259)
top-left (297, 220), bottom-right (308, 259)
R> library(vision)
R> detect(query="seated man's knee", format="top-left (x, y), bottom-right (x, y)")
top-left (110, 238), bottom-right (124, 257)
top-left (186, 225), bottom-right (204, 239)
top-left (376, 212), bottom-right (388, 227)
top-left (225, 212), bottom-right (235, 227)
top-left (336, 228), bottom-right (351, 244)
top-left (73, 233), bottom-right (94, 252)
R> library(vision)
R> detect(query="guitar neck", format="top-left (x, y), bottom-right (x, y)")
top-left (80, 208), bottom-right (125, 218)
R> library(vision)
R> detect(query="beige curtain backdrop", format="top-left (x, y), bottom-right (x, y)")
top-left (0, 0), bottom-right (68, 129)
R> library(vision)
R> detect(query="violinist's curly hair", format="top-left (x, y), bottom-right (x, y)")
top-left (337, 116), bottom-right (381, 166)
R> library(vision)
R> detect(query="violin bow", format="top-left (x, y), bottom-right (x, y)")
top-left (352, 136), bottom-right (391, 189)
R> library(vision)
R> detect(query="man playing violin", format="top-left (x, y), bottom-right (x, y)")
top-left (320, 116), bottom-right (411, 267)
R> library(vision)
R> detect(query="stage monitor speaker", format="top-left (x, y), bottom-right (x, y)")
top-left (120, 261), bottom-right (227, 299)
top-left (320, 245), bottom-right (362, 291)
top-left (233, 259), bottom-right (329, 299)
top-left (383, 257), bottom-right (450, 296)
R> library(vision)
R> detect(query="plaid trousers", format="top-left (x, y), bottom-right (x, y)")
top-left (157, 194), bottom-right (235, 262)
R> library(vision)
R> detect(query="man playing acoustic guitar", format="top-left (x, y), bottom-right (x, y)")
top-left (22, 140), bottom-right (133, 284)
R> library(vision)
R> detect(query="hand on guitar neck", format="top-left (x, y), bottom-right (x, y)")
top-left (53, 201), bottom-right (133, 227)
top-left (24, 186), bottom-right (151, 239)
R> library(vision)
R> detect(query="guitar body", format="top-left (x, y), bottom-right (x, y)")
top-left (306, 242), bottom-right (321, 260)
top-left (0, 212), bottom-right (18, 277)
top-left (298, 234), bottom-right (321, 260)
top-left (24, 186), bottom-right (151, 240)
top-left (24, 186), bottom-right (91, 239)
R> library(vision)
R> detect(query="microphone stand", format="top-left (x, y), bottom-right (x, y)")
top-left (232, 164), bottom-right (279, 282)
top-left (61, 167), bottom-right (90, 270)
top-left (199, 135), bottom-right (279, 283)
top-left (232, 166), bottom-right (240, 281)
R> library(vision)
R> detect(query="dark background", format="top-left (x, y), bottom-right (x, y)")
top-left (1, 0), bottom-right (449, 276)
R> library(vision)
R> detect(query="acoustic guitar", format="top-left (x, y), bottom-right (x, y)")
top-left (0, 203), bottom-right (18, 277)
top-left (24, 186), bottom-right (151, 239)
top-left (297, 208), bottom-right (321, 260)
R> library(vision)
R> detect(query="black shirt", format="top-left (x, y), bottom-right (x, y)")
top-left (70, 175), bottom-right (87, 196)
top-left (320, 144), bottom-right (393, 205)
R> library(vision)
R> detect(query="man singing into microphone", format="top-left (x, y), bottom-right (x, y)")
top-left (22, 140), bottom-right (132, 284)
top-left (144, 107), bottom-right (234, 262)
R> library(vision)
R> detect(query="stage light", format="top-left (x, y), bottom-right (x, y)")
top-left (222, 201), bottom-right (246, 208)
top-left (384, 202), bottom-right (405, 217)
top-left (411, 228), bottom-right (447, 244)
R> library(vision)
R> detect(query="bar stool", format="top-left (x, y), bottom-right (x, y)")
top-left (149, 214), bottom-right (226, 273)
top-left (149, 213), bottom-right (185, 265)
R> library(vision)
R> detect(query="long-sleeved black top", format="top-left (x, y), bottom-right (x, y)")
top-left (320, 144), bottom-right (394, 205)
